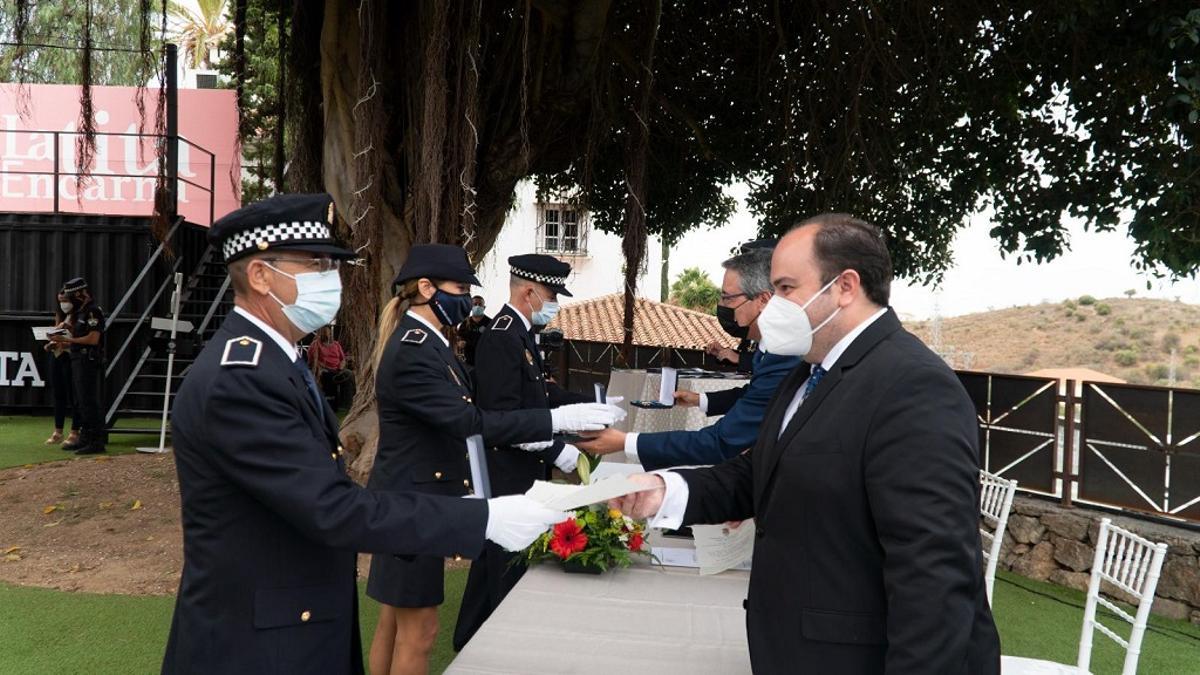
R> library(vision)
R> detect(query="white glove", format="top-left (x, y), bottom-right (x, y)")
top-left (485, 495), bottom-right (571, 552)
top-left (516, 440), bottom-right (554, 452)
top-left (554, 444), bottom-right (581, 472)
top-left (550, 403), bottom-right (627, 432)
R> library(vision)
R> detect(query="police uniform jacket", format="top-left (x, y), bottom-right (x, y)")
top-left (68, 300), bottom-right (105, 358)
top-left (369, 312), bottom-right (554, 498)
top-left (163, 310), bottom-right (487, 675)
top-left (472, 304), bottom-right (591, 496)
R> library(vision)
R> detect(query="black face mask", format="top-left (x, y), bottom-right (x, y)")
top-left (716, 304), bottom-right (750, 339)
top-left (430, 289), bottom-right (473, 326)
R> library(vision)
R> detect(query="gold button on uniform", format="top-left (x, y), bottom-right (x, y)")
top-left (300, 610), bottom-right (312, 622)
top-left (434, 471), bottom-right (443, 479)
top-left (462, 479), bottom-right (470, 487)
top-left (331, 453), bottom-right (337, 460)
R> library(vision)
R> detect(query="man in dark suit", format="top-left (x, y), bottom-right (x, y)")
top-left (611, 214), bottom-right (1000, 674)
top-left (163, 194), bottom-right (571, 675)
top-left (453, 253), bottom-right (594, 650)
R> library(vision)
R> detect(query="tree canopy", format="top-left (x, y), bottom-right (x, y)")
top-left (670, 267), bottom-right (721, 314)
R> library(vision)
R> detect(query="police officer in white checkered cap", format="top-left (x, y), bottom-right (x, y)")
top-left (163, 194), bottom-right (580, 674)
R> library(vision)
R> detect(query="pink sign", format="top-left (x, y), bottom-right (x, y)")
top-left (0, 83), bottom-right (240, 225)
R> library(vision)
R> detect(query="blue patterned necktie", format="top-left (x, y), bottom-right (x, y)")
top-left (802, 365), bottom-right (827, 401)
top-left (293, 356), bottom-right (325, 422)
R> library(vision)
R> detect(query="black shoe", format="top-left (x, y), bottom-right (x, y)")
top-left (62, 438), bottom-right (85, 451)
top-left (74, 444), bottom-right (107, 455)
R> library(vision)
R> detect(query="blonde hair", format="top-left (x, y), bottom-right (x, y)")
top-left (372, 279), bottom-right (423, 370)
top-left (371, 277), bottom-right (461, 368)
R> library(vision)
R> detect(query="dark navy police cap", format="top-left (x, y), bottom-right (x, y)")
top-left (61, 277), bottom-right (89, 293)
top-left (509, 254), bottom-right (573, 297)
top-left (393, 244), bottom-right (481, 288)
top-left (209, 193), bottom-right (356, 263)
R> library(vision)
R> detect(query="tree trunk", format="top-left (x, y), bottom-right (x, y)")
top-left (317, 0), bottom-right (615, 481)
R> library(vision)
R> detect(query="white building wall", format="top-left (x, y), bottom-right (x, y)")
top-left (473, 181), bottom-right (757, 311)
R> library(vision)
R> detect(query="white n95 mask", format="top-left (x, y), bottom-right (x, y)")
top-left (757, 277), bottom-right (841, 357)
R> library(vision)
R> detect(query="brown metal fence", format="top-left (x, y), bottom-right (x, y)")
top-left (560, 338), bottom-right (1200, 526)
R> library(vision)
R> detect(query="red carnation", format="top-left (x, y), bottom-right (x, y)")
top-left (628, 531), bottom-right (644, 552)
top-left (549, 519), bottom-right (589, 559)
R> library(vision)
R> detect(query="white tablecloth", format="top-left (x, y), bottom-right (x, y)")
top-left (446, 563), bottom-right (752, 674)
top-left (605, 370), bottom-right (748, 457)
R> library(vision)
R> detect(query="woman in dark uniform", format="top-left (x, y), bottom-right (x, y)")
top-left (366, 244), bottom-right (617, 675)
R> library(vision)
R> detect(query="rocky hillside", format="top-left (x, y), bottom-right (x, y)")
top-left (904, 297), bottom-right (1200, 388)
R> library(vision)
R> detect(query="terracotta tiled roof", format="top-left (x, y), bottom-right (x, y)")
top-left (548, 293), bottom-right (738, 350)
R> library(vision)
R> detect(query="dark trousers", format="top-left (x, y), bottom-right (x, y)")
top-left (452, 541), bottom-right (527, 651)
top-left (70, 353), bottom-right (105, 443)
top-left (318, 369), bottom-right (355, 411)
top-left (48, 353), bottom-right (81, 430)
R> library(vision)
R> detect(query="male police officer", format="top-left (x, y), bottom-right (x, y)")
top-left (51, 277), bottom-right (106, 454)
top-left (163, 194), bottom-right (573, 675)
top-left (453, 254), bottom-right (594, 649)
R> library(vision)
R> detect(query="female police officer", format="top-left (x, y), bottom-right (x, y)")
top-left (365, 244), bottom-right (621, 675)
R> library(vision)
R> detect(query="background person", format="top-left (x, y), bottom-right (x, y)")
top-left (307, 325), bottom-right (354, 410)
top-left (576, 247), bottom-right (800, 470)
top-left (50, 277), bottom-right (106, 455)
top-left (43, 291), bottom-right (81, 447)
top-left (456, 295), bottom-right (491, 367)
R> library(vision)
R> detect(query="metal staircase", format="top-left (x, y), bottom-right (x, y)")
top-left (105, 238), bottom-right (233, 434)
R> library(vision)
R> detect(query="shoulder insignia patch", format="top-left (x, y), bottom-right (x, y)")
top-left (492, 315), bottom-right (513, 331)
top-left (401, 328), bottom-right (427, 345)
top-left (221, 336), bottom-right (263, 367)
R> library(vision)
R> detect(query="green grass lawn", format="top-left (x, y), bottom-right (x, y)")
top-left (0, 415), bottom-right (161, 469)
top-left (0, 570), bottom-right (1196, 674)
top-left (0, 573), bottom-right (467, 675)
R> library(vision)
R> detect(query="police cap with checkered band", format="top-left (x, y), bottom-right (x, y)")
top-left (209, 193), bottom-right (357, 263)
top-left (508, 254), bottom-right (573, 297)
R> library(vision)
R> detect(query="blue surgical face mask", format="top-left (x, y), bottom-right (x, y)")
top-left (431, 288), bottom-right (473, 326)
top-left (471, 305), bottom-right (486, 317)
top-left (529, 291), bottom-right (560, 326)
top-left (265, 263), bottom-right (343, 335)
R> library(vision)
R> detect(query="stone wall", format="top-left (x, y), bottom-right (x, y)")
top-left (998, 496), bottom-right (1200, 625)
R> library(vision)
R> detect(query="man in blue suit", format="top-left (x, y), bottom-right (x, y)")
top-left (577, 247), bottom-right (802, 470)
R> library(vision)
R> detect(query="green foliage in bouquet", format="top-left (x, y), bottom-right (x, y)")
top-left (522, 504), bottom-right (649, 573)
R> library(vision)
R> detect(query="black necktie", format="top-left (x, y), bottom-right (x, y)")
top-left (293, 356), bottom-right (325, 422)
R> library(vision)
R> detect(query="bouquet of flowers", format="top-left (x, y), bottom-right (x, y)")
top-left (521, 504), bottom-right (649, 574)
top-left (520, 452), bottom-right (651, 573)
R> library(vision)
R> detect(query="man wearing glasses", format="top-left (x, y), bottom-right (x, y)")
top-left (577, 246), bottom-right (803, 470)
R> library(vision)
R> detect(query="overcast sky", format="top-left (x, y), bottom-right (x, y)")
top-left (669, 184), bottom-right (1200, 320)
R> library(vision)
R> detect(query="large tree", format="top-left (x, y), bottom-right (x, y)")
top-left (8, 1), bottom-right (1198, 476)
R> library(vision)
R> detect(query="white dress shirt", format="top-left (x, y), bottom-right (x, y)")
top-left (646, 307), bottom-right (889, 530)
top-left (233, 306), bottom-right (298, 361)
top-left (405, 310), bottom-right (450, 347)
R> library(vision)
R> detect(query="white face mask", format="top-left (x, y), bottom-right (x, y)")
top-left (59, 302), bottom-right (73, 313)
top-left (757, 276), bottom-right (841, 357)
top-left (264, 262), bottom-right (343, 335)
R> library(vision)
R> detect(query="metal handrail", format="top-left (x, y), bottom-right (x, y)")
top-left (106, 216), bottom-right (183, 328)
top-left (0, 128), bottom-right (217, 225)
top-left (195, 272), bottom-right (232, 338)
top-left (104, 253), bottom-right (184, 379)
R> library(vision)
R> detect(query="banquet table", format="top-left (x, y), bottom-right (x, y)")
top-left (445, 563), bottom-right (752, 674)
top-left (605, 369), bottom-right (748, 448)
